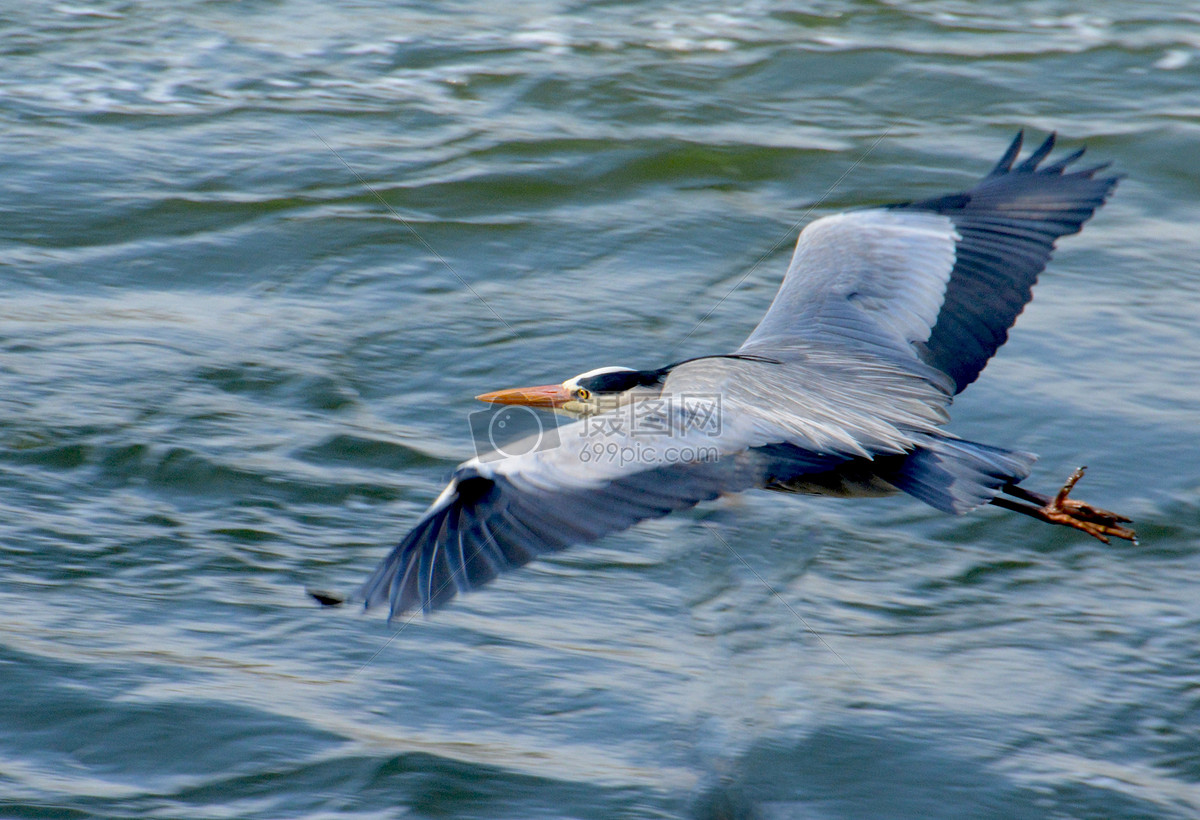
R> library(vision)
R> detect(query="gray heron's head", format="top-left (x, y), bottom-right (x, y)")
top-left (476, 365), bottom-right (665, 418)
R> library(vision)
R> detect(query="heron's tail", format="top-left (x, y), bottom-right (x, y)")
top-left (886, 435), bottom-right (1037, 515)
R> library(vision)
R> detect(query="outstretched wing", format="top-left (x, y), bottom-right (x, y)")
top-left (740, 207), bottom-right (960, 360)
top-left (357, 400), bottom-right (850, 619)
top-left (740, 132), bottom-right (1120, 393)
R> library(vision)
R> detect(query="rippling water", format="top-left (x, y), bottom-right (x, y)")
top-left (2, 2), bottom-right (1199, 818)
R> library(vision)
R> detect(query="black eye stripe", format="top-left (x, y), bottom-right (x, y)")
top-left (577, 370), bottom-right (661, 393)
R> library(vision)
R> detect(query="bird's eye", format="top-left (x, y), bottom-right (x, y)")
top-left (575, 388), bottom-right (591, 401)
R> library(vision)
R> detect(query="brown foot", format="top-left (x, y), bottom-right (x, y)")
top-left (993, 467), bottom-right (1138, 545)
top-left (1038, 467), bottom-right (1136, 544)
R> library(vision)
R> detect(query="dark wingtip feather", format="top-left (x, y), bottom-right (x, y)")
top-left (909, 130), bottom-right (1120, 394)
top-left (308, 589), bottom-right (346, 607)
top-left (988, 131), bottom-right (1118, 188)
top-left (1017, 132), bottom-right (1057, 172)
top-left (1073, 161), bottom-right (1113, 179)
top-left (1042, 146), bottom-right (1086, 174)
top-left (988, 130), bottom-right (1024, 177)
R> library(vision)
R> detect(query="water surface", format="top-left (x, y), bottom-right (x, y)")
top-left (2, 2), bottom-right (1199, 818)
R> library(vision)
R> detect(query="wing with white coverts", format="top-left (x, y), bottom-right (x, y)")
top-left (740, 132), bottom-right (1119, 393)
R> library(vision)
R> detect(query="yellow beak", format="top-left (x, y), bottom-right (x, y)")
top-left (475, 383), bottom-right (572, 409)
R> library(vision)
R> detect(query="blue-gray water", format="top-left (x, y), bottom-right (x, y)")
top-left (2, 2), bottom-right (1199, 818)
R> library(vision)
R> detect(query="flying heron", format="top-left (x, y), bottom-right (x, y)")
top-left (330, 131), bottom-right (1136, 620)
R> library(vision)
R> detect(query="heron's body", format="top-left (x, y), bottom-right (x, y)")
top-left (344, 132), bottom-right (1135, 619)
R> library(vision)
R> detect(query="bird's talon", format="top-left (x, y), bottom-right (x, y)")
top-left (1052, 466), bottom-right (1087, 507)
top-left (1039, 468), bottom-right (1137, 544)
